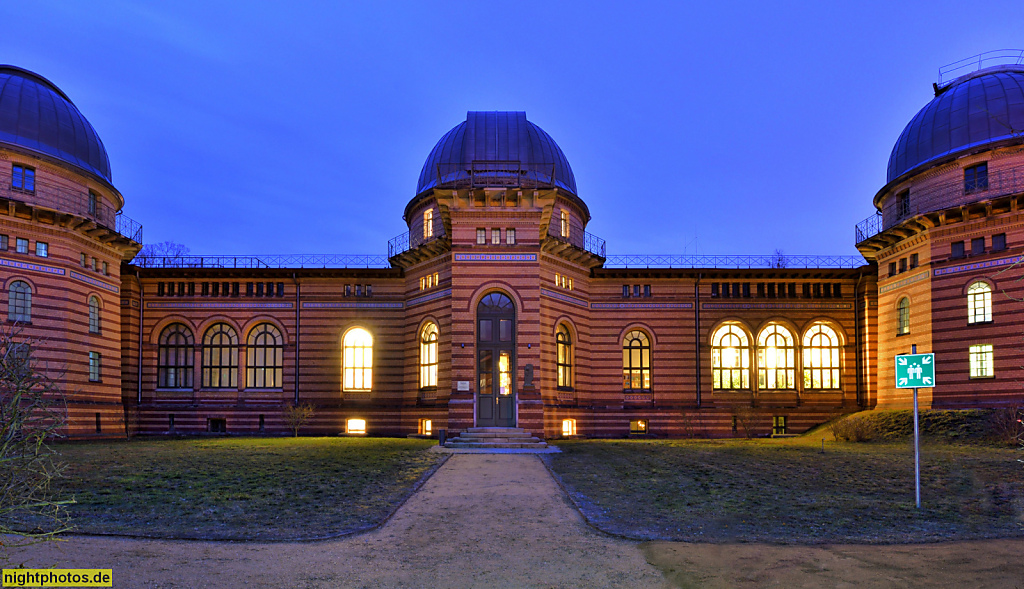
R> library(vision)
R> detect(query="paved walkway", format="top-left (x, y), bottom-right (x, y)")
top-left (8, 455), bottom-right (669, 588)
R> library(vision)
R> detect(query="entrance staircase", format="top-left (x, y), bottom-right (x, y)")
top-left (444, 427), bottom-right (548, 449)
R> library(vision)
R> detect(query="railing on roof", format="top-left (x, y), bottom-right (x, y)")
top-left (132, 254), bottom-right (390, 269)
top-left (2, 176), bottom-right (142, 243)
top-left (937, 49), bottom-right (1024, 89)
top-left (855, 162), bottom-right (1024, 244)
top-left (434, 161), bottom-right (558, 190)
top-left (603, 254), bottom-right (865, 269)
top-left (116, 212), bottom-right (143, 243)
top-left (389, 215), bottom-right (447, 258)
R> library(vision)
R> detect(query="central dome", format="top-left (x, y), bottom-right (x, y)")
top-left (416, 112), bottom-right (577, 196)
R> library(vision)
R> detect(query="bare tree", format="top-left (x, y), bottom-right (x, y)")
top-left (771, 248), bottom-right (788, 269)
top-left (136, 241), bottom-right (191, 258)
top-left (282, 403), bottom-right (315, 437)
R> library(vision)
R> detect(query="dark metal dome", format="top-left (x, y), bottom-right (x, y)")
top-left (416, 111), bottom-right (577, 195)
top-left (0, 65), bottom-right (112, 182)
top-left (887, 65), bottom-right (1024, 184)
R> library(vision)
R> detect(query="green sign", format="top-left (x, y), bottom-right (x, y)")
top-left (895, 353), bottom-right (935, 388)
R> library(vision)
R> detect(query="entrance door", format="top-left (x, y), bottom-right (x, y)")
top-left (477, 292), bottom-right (515, 427)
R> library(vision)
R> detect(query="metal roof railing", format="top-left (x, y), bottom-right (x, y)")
top-left (602, 254), bottom-right (865, 269)
top-left (937, 49), bottom-right (1024, 88)
top-left (132, 254), bottom-right (390, 269)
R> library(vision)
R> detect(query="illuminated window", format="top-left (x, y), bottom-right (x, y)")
top-left (491, 228), bottom-right (500, 245)
top-left (967, 281), bottom-right (992, 324)
top-left (202, 323), bottom-right (238, 388)
top-left (476, 228), bottom-right (486, 244)
top-left (420, 277), bottom-right (425, 290)
top-left (802, 323), bottom-right (840, 389)
top-left (420, 419), bottom-right (432, 436)
top-left (88, 351), bottom-right (101, 382)
top-left (420, 322), bottom-right (438, 388)
top-left (711, 324), bottom-right (750, 390)
top-left (622, 330), bottom-right (651, 391)
top-left (343, 327), bottom-right (373, 392)
top-left (347, 418), bottom-right (366, 434)
top-left (88, 296), bottom-right (101, 334)
top-left (506, 228), bottom-right (516, 245)
top-left (426, 274), bottom-right (433, 288)
top-left (11, 164), bottom-right (34, 193)
top-left (560, 210), bottom-right (570, 238)
top-left (423, 209), bottom-right (433, 239)
top-left (561, 418), bottom-right (576, 436)
top-left (247, 323), bottom-right (283, 388)
top-left (969, 344), bottom-right (994, 378)
top-left (756, 324), bottom-right (795, 389)
top-left (897, 297), bottom-right (910, 335)
top-left (158, 323), bottom-right (193, 388)
top-left (773, 416), bottom-right (787, 435)
top-left (7, 280), bottom-right (31, 322)
top-left (556, 324), bottom-right (573, 389)
top-left (630, 419), bottom-right (648, 434)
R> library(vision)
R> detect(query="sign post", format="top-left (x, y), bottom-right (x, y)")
top-left (895, 346), bottom-right (935, 509)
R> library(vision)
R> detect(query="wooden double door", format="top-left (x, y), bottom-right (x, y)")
top-left (477, 292), bottom-right (515, 427)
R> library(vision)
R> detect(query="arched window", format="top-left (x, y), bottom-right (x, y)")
top-left (343, 327), bottom-right (373, 392)
top-left (897, 297), bottom-right (910, 335)
top-left (88, 296), bottom-right (101, 334)
top-left (803, 323), bottom-right (840, 389)
top-left (8, 281), bottom-right (31, 323)
top-left (158, 323), bottom-right (194, 388)
top-left (202, 323), bottom-right (238, 388)
top-left (711, 324), bottom-right (750, 389)
top-left (560, 210), bottom-right (570, 238)
top-left (423, 209), bottom-right (433, 239)
top-left (556, 324), bottom-right (573, 389)
top-left (967, 281), bottom-right (992, 324)
top-left (622, 330), bottom-right (651, 391)
top-left (247, 323), bottom-right (283, 388)
top-left (756, 324), bottom-right (795, 389)
top-left (420, 322), bottom-right (438, 388)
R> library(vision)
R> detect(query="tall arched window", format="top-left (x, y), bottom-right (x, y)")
top-left (756, 324), bottom-right (795, 389)
top-left (158, 323), bottom-right (194, 389)
top-left (88, 296), bottom-right (101, 334)
top-left (247, 323), bottom-right (283, 388)
top-left (420, 322), bottom-right (438, 388)
top-left (8, 281), bottom-right (31, 323)
top-left (967, 281), bottom-right (992, 324)
top-left (803, 323), bottom-right (840, 389)
top-left (622, 330), bottom-right (651, 391)
top-left (202, 323), bottom-right (238, 388)
top-left (343, 327), bottom-right (373, 392)
top-left (423, 209), bottom-right (433, 239)
top-left (711, 324), bottom-right (750, 389)
top-left (897, 297), bottom-right (910, 335)
top-left (557, 324), bottom-right (573, 389)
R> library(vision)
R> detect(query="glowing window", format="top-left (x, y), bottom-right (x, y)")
top-left (802, 323), bottom-right (840, 390)
top-left (756, 324), bottom-right (795, 389)
top-left (158, 323), bottom-right (194, 388)
top-left (202, 323), bottom-right (238, 388)
top-left (711, 324), bottom-right (750, 390)
top-left (969, 344), bottom-right (994, 378)
top-left (897, 297), bottom-right (910, 335)
top-left (556, 324), bottom-right (573, 389)
top-left (630, 419), bottom-right (648, 434)
top-left (88, 296), bottom-right (101, 334)
top-left (967, 281), bottom-right (992, 324)
top-left (420, 419), bottom-right (432, 436)
top-left (423, 209), bottom-right (433, 239)
top-left (7, 280), bottom-right (31, 323)
top-left (247, 323), bottom-right (283, 388)
top-left (347, 418), bottom-right (366, 434)
top-left (343, 328), bottom-right (373, 392)
top-left (562, 418), bottom-right (576, 436)
top-left (560, 210), bottom-right (570, 238)
top-left (420, 322), bottom-right (438, 388)
top-left (622, 330), bottom-right (651, 391)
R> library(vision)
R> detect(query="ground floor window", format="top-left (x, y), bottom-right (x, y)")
top-left (969, 344), bottom-right (994, 378)
top-left (773, 415), bottom-right (787, 435)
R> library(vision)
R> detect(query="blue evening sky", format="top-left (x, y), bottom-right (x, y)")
top-left (4, 1), bottom-right (1023, 258)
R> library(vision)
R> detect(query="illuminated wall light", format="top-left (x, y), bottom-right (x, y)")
top-left (561, 418), bottom-right (576, 436)
top-left (347, 418), bottom-right (366, 434)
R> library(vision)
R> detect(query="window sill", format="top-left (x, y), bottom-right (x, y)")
top-left (245, 388), bottom-right (284, 392)
top-left (969, 375), bottom-right (995, 380)
top-left (156, 388), bottom-right (193, 392)
top-left (557, 386), bottom-right (575, 392)
top-left (967, 320), bottom-right (993, 326)
top-left (896, 332), bottom-right (910, 337)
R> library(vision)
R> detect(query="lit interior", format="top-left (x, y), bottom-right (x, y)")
top-left (347, 418), bottom-right (366, 434)
top-left (561, 418), bottom-right (576, 436)
top-left (342, 328), bottom-right (373, 391)
top-left (421, 419), bottom-right (432, 435)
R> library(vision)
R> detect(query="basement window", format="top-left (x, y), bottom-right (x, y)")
top-left (773, 416), bottom-right (788, 435)
top-left (208, 418), bottom-right (226, 433)
top-left (629, 419), bottom-right (648, 434)
top-left (347, 418), bottom-right (366, 435)
top-left (561, 419), bottom-right (576, 437)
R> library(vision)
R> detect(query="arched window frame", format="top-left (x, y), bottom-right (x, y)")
top-left (711, 324), bottom-right (750, 390)
top-left (88, 296), bottom-right (101, 334)
top-left (419, 322), bottom-right (438, 389)
top-left (802, 323), bottom-right (841, 390)
top-left (756, 324), bottom-right (795, 390)
top-left (202, 322), bottom-right (238, 389)
top-left (343, 327), bottom-right (373, 392)
top-left (967, 281), bottom-right (992, 324)
top-left (158, 323), bottom-right (194, 389)
top-left (246, 323), bottom-right (283, 389)
top-left (622, 330), bottom-right (651, 392)
top-left (8, 280), bottom-right (31, 323)
top-left (556, 324), bottom-right (573, 389)
top-left (897, 297), bottom-right (910, 335)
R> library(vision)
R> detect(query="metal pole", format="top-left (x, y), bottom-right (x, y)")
top-left (912, 343), bottom-right (921, 509)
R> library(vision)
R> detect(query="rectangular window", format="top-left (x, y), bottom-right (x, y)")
top-left (420, 277), bottom-right (425, 290)
top-left (788, 283), bottom-right (797, 298)
top-left (246, 282), bottom-right (254, 297)
top-left (91, 258), bottom-right (97, 271)
top-left (0, 235), bottom-right (6, 250)
top-left (757, 283), bottom-right (765, 298)
top-left (896, 190), bottom-right (910, 218)
top-left (802, 283), bottom-right (811, 298)
top-left (643, 285), bottom-right (651, 297)
top-left (971, 237), bottom-right (985, 256)
top-left (177, 282), bottom-right (185, 296)
top-left (80, 252), bottom-right (87, 266)
top-left (899, 258), bottom-right (907, 273)
top-left (742, 283), bottom-right (750, 298)
top-left (96, 412), bottom-right (101, 434)
top-left (823, 283), bottom-right (832, 298)
top-left (157, 282), bottom-right (165, 296)
top-left (88, 191), bottom-right (99, 216)
top-left (169, 414), bottom-right (175, 432)
top-left (623, 285), bottom-right (630, 298)
top-left (909, 253), bottom-right (918, 268)
top-left (255, 282), bottom-right (264, 297)
top-left (12, 164), bottom-right (35, 192)
top-left (476, 228), bottom-right (486, 244)
top-left (209, 418), bottom-right (226, 433)
top-left (265, 282), bottom-right (273, 297)
top-left (993, 233), bottom-right (1007, 251)
top-left (506, 228), bottom-right (516, 245)
top-left (732, 283), bottom-right (741, 298)
top-left (433, 273), bottom-right (438, 288)
top-left (833, 283), bottom-right (842, 298)
top-left (951, 241), bottom-right (965, 259)
top-left (187, 282), bottom-right (194, 296)
top-left (813, 283), bottom-right (822, 298)
top-left (767, 283), bottom-right (775, 298)
top-left (773, 416), bottom-right (787, 436)
top-left (259, 414), bottom-right (265, 433)
top-left (629, 419), bottom-right (648, 434)
top-left (102, 261), bottom-right (109, 275)
top-left (35, 242), bottom-right (48, 257)
top-left (491, 228), bottom-right (500, 245)
top-left (15, 238), bottom-right (28, 254)
top-left (345, 284), bottom-right (352, 297)
top-left (964, 162), bottom-right (989, 194)
top-left (711, 283), bottom-right (719, 298)
top-left (969, 344), bottom-right (994, 378)
top-left (211, 282), bottom-right (220, 297)
top-left (89, 351), bottom-right (101, 382)
top-left (634, 285), bottom-right (641, 298)
top-left (355, 284), bottom-right (363, 297)
top-left (722, 282), bottom-right (730, 298)
top-left (202, 282), bottom-right (210, 296)
top-left (277, 282), bottom-right (284, 297)
top-left (365, 285), bottom-right (372, 297)
top-left (888, 261), bottom-right (896, 276)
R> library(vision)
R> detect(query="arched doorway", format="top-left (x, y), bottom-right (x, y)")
top-left (477, 292), bottom-right (515, 427)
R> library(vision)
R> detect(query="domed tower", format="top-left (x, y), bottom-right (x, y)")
top-left (0, 65), bottom-right (142, 437)
top-left (856, 53), bottom-right (1024, 410)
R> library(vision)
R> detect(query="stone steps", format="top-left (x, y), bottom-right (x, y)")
top-left (444, 427), bottom-right (547, 449)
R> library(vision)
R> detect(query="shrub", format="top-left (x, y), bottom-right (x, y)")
top-left (282, 403), bottom-right (315, 437)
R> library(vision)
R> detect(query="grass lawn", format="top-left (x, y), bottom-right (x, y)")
top-left (545, 437), bottom-right (1024, 543)
top-left (29, 437), bottom-right (442, 541)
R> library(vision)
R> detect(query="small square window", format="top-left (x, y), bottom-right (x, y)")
top-left (12, 164), bottom-right (35, 193)
top-left (964, 162), bottom-right (988, 194)
top-left (971, 237), bottom-right (985, 256)
top-left (347, 418), bottom-right (367, 435)
top-left (909, 253), bottom-right (918, 268)
top-left (993, 233), bottom-right (1007, 251)
top-left (506, 228), bottom-right (516, 245)
top-left (951, 241), bottom-right (965, 259)
top-left (561, 419), bottom-right (576, 437)
top-left (35, 242), bottom-right (48, 257)
top-left (16, 238), bottom-right (28, 254)
top-left (0, 235), bottom-right (7, 250)
top-left (476, 228), bottom-right (486, 245)
top-left (491, 228), bottom-right (500, 245)
top-left (209, 418), bottom-right (226, 433)
top-left (629, 419), bottom-right (648, 434)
